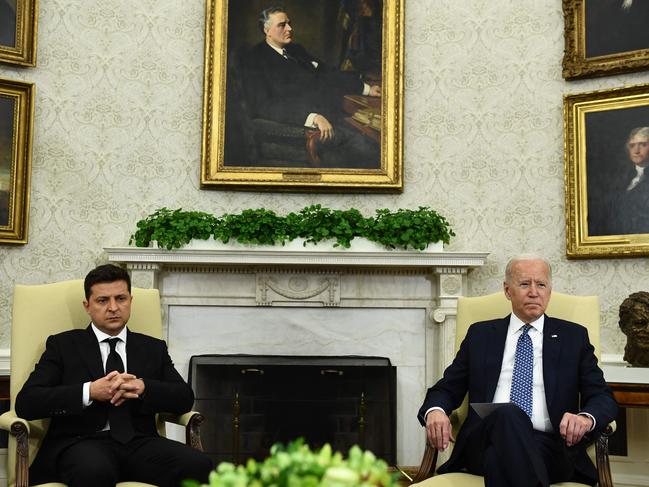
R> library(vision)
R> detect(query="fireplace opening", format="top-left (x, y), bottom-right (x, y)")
top-left (189, 355), bottom-right (396, 465)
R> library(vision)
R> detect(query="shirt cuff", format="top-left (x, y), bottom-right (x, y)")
top-left (305, 113), bottom-right (318, 128)
top-left (578, 412), bottom-right (596, 431)
top-left (83, 381), bottom-right (93, 407)
top-left (362, 83), bottom-right (370, 96)
top-left (424, 406), bottom-right (446, 422)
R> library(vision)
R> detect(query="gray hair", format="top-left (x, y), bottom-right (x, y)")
top-left (504, 254), bottom-right (552, 284)
top-left (628, 127), bottom-right (649, 142)
top-left (258, 6), bottom-right (286, 34)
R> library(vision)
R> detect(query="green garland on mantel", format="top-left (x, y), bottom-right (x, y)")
top-left (129, 205), bottom-right (455, 251)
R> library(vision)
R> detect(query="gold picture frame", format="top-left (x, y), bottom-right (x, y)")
top-left (0, 77), bottom-right (34, 244)
top-left (0, 0), bottom-right (38, 67)
top-left (201, 0), bottom-right (403, 192)
top-left (564, 84), bottom-right (649, 258)
top-left (562, 0), bottom-right (649, 80)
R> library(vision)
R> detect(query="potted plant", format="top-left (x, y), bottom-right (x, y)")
top-left (129, 205), bottom-right (454, 251)
top-left (183, 439), bottom-right (399, 487)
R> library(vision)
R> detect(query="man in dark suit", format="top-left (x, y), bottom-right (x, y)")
top-left (240, 6), bottom-right (381, 168)
top-left (418, 255), bottom-right (617, 487)
top-left (609, 127), bottom-right (649, 235)
top-left (15, 264), bottom-right (212, 487)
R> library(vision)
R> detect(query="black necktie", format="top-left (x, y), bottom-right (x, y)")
top-left (105, 338), bottom-right (134, 443)
top-left (282, 48), bottom-right (297, 63)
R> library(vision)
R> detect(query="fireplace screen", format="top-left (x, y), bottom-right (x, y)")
top-left (189, 355), bottom-right (396, 465)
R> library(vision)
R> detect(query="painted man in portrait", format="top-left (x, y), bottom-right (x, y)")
top-left (589, 127), bottom-right (649, 235)
top-left (0, 0), bottom-right (17, 47)
top-left (0, 96), bottom-right (13, 227)
top-left (585, 0), bottom-right (649, 58)
top-left (236, 5), bottom-right (382, 169)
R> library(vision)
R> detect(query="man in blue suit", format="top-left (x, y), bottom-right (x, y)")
top-left (418, 255), bottom-right (617, 486)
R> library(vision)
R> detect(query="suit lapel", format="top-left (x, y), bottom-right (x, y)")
top-left (484, 317), bottom-right (509, 401)
top-left (542, 316), bottom-right (561, 409)
top-left (80, 325), bottom-right (104, 380)
top-left (125, 329), bottom-right (144, 376)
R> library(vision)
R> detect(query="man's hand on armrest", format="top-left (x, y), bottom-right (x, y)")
top-left (559, 412), bottom-right (593, 447)
top-left (425, 409), bottom-right (455, 451)
top-left (313, 114), bottom-right (334, 141)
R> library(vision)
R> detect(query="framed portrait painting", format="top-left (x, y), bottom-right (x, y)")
top-left (562, 0), bottom-right (649, 79)
top-left (201, 0), bottom-right (403, 192)
top-left (564, 84), bottom-right (649, 258)
top-left (0, 78), bottom-right (34, 244)
top-left (0, 0), bottom-right (38, 67)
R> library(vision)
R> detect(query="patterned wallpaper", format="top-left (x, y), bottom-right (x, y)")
top-left (0, 0), bottom-right (648, 354)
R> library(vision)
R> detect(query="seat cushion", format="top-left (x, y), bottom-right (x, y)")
top-left (412, 472), bottom-right (590, 486)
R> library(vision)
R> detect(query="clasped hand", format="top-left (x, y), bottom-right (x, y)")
top-left (90, 371), bottom-right (145, 406)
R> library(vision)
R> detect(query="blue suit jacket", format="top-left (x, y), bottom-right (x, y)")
top-left (417, 315), bottom-right (618, 483)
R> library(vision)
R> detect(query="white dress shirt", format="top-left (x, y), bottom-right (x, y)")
top-left (626, 165), bottom-right (645, 191)
top-left (82, 324), bottom-right (128, 407)
top-left (492, 314), bottom-right (553, 432)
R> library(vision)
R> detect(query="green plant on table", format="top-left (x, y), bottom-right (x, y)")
top-left (286, 205), bottom-right (370, 248)
top-left (129, 208), bottom-right (219, 250)
top-left (129, 205), bottom-right (454, 251)
top-left (366, 207), bottom-right (455, 250)
top-left (215, 208), bottom-right (289, 246)
top-left (183, 439), bottom-right (399, 487)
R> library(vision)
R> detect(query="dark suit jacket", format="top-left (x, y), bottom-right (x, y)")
top-left (241, 41), bottom-right (365, 126)
top-left (417, 315), bottom-right (618, 484)
top-left (610, 171), bottom-right (649, 235)
top-left (15, 325), bottom-right (194, 483)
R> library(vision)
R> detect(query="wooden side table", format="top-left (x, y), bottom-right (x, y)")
top-left (0, 376), bottom-right (8, 400)
top-left (607, 382), bottom-right (649, 408)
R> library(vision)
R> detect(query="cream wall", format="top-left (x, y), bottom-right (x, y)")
top-left (2, 0), bottom-right (647, 353)
top-left (0, 0), bottom-right (648, 483)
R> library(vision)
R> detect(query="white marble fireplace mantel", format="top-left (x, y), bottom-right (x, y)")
top-left (105, 246), bottom-right (488, 465)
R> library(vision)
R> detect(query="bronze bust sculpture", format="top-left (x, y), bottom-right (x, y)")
top-left (619, 291), bottom-right (649, 367)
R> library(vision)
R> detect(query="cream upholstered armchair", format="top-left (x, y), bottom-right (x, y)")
top-left (411, 291), bottom-right (615, 487)
top-left (0, 280), bottom-right (205, 487)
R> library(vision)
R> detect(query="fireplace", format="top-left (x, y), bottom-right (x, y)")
top-left (105, 245), bottom-right (488, 464)
top-left (190, 355), bottom-right (396, 465)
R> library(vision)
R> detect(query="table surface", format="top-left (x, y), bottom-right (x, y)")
top-left (608, 381), bottom-right (649, 408)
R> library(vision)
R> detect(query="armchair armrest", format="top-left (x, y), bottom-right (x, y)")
top-left (0, 410), bottom-right (37, 487)
top-left (595, 421), bottom-right (616, 487)
top-left (157, 411), bottom-right (205, 451)
top-left (411, 420), bottom-right (618, 485)
top-left (0, 410), bottom-right (30, 434)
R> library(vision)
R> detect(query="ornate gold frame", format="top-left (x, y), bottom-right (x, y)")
top-left (0, 0), bottom-right (38, 67)
top-left (564, 84), bottom-right (649, 258)
top-left (0, 78), bottom-right (34, 244)
top-left (562, 0), bottom-right (649, 79)
top-left (200, 0), bottom-right (403, 192)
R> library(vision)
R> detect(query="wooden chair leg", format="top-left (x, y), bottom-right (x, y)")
top-left (411, 443), bottom-right (438, 484)
top-left (595, 425), bottom-right (614, 487)
top-left (12, 421), bottom-right (30, 487)
top-left (186, 412), bottom-right (205, 452)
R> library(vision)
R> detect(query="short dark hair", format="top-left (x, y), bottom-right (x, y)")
top-left (258, 6), bottom-right (286, 34)
top-left (84, 264), bottom-right (131, 299)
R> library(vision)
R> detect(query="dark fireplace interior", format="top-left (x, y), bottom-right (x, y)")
top-left (189, 355), bottom-right (396, 465)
